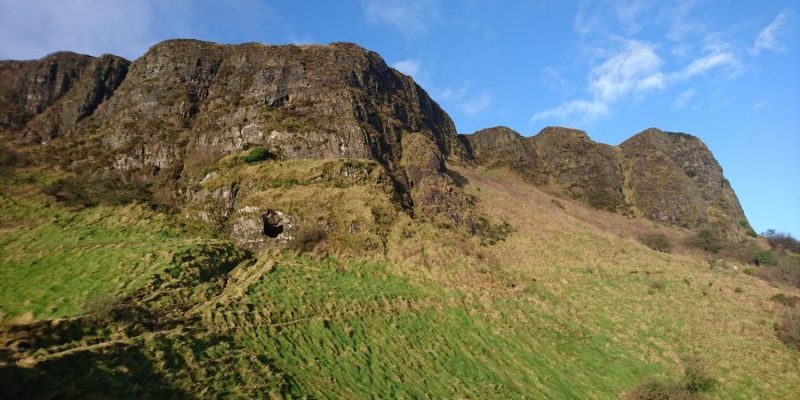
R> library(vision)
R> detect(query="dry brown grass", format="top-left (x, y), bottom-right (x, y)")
top-left (407, 164), bottom-right (800, 398)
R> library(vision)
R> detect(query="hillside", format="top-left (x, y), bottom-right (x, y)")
top-left (1, 40), bottom-right (798, 399)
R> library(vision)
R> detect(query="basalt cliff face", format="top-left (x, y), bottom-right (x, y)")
top-left (462, 126), bottom-right (751, 238)
top-left (0, 40), bottom-right (475, 250)
top-left (0, 39), bottom-right (751, 244)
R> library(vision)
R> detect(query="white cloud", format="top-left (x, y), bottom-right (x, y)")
top-left (673, 88), bottom-right (696, 109)
top-left (0, 0), bottom-right (288, 60)
top-left (0, 0), bottom-right (174, 59)
top-left (589, 40), bottom-right (665, 102)
top-left (531, 100), bottom-right (609, 123)
top-left (674, 51), bottom-right (738, 80)
top-left (753, 100), bottom-right (768, 110)
top-left (391, 58), bottom-right (423, 79)
top-left (361, 0), bottom-right (439, 35)
top-left (533, 40), bottom-right (664, 123)
top-left (574, 0), bottom-right (651, 36)
top-left (665, 0), bottom-right (702, 42)
top-left (460, 92), bottom-right (492, 116)
top-left (752, 10), bottom-right (791, 55)
top-left (433, 84), bottom-right (468, 102)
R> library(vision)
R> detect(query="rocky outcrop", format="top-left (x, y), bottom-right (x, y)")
top-left (0, 51), bottom-right (129, 143)
top-left (462, 126), bottom-right (626, 212)
top-left (462, 126), bottom-right (751, 236)
top-left (0, 39), bottom-right (751, 241)
top-left (620, 128), bottom-right (750, 237)
top-left (0, 40), bottom-right (474, 246)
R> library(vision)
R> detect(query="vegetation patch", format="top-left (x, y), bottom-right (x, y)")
top-left (639, 232), bottom-right (673, 253)
top-left (688, 229), bottom-right (723, 253)
top-left (775, 309), bottom-right (800, 350)
top-left (754, 249), bottom-right (778, 266)
top-left (626, 355), bottom-right (716, 399)
top-left (241, 146), bottom-right (274, 164)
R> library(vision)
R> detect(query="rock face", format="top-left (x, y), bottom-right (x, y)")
top-left (0, 52), bottom-right (129, 143)
top-left (619, 128), bottom-right (749, 237)
top-left (0, 39), bottom-right (751, 242)
top-left (461, 126), bottom-right (751, 237)
top-left (0, 39), bottom-right (473, 248)
top-left (463, 126), bottom-right (626, 212)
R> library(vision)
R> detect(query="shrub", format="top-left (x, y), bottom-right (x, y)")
top-left (640, 233), bottom-right (672, 253)
top-left (242, 146), bottom-right (273, 164)
top-left (625, 378), bottom-right (697, 400)
top-left (626, 355), bottom-right (715, 399)
top-left (775, 309), bottom-right (800, 350)
top-left (688, 229), bottom-right (722, 253)
top-left (0, 144), bottom-right (26, 176)
top-left (762, 229), bottom-right (800, 254)
top-left (84, 295), bottom-right (141, 323)
top-left (754, 250), bottom-right (778, 266)
top-left (287, 225), bottom-right (326, 252)
top-left (42, 173), bottom-right (151, 209)
top-left (769, 293), bottom-right (799, 308)
top-left (681, 355), bottom-right (716, 393)
top-left (754, 255), bottom-right (800, 288)
top-left (648, 280), bottom-right (667, 294)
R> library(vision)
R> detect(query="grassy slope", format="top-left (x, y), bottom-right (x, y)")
top-left (1, 166), bottom-right (798, 399)
top-left (0, 174), bottom-right (198, 321)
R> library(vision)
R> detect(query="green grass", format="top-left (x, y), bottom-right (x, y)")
top-left (197, 256), bottom-right (661, 398)
top-left (2, 167), bottom-right (799, 399)
top-left (0, 181), bottom-right (196, 321)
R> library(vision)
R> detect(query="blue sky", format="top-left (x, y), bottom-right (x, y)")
top-left (1, 0), bottom-right (798, 236)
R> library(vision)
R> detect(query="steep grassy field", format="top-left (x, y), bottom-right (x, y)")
top-left (1, 165), bottom-right (798, 399)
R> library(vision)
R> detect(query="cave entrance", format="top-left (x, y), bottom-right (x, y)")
top-left (262, 210), bottom-right (284, 238)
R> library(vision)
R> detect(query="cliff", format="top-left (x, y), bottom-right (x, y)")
top-left (461, 126), bottom-right (752, 237)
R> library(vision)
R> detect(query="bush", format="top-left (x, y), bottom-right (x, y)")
top-left (287, 225), bottom-right (326, 252)
top-left (770, 293), bottom-right (799, 307)
top-left (0, 144), bottom-right (26, 176)
top-left (640, 233), bottom-right (672, 253)
top-left (688, 229), bottom-right (723, 253)
top-left (754, 255), bottom-right (800, 288)
top-left (42, 173), bottom-right (151, 209)
top-left (625, 378), bottom-right (697, 400)
top-left (242, 146), bottom-right (273, 164)
top-left (762, 229), bottom-right (800, 254)
top-left (754, 250), bottom-right (778, 266)
top-left (626, 355), bottom-right (715, 399)
top-left (775, 309), bottom-right (800, 350)
top-left (681, 355), bottom-right (716, 393)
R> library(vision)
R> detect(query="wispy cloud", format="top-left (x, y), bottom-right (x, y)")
top-left (391, 58), bottom-right (423, 79)
top-left (361, 0), bottom-right (440, 35)
top-left (460, 92), bottom-right (493, 116)
top-left (534, 2), bottom-right (756, 124)
top-left (589, 40), bottom-right (665, 102)
top-left (531, 99), bottom-right (609, 123)
top-left (390, 58), bottom-right (491, 117)
top-left (673, 88), bottom-right (696, 109)
top-left (0, 0), bottom-right (288, 60)
top-left (676, 51), bottom-right (738, 79)
top-left (574, 0), bottom-right (651, 36)
top-left (0, 0), bottom-right (172, 59)
top-left (533, 40), bottom-right (664, 123)
top-left (751, 10), bottom-right (791, 55)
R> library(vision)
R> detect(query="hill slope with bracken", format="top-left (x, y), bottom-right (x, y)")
top-left (1, 40), bottom-right (798, 399)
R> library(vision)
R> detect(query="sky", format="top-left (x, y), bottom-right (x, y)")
top-left (1, 0), bottom-right (798, 236)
